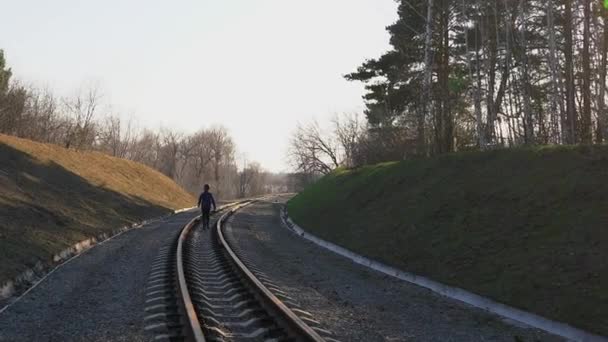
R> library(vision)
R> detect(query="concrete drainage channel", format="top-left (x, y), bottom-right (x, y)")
top-left (145, 201), bottom-right (336, 342)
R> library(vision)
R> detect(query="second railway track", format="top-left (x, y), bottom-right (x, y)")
top-left (147, 201), bottom-right (333, 342)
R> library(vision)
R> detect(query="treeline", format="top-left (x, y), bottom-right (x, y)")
top-left (290, 0), bottom-right (608, 173)
top-left (0, 50), bottom-right (299, 198)
top-left (353, 0), bottom-right (608, 152)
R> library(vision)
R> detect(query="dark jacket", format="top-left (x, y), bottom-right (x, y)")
top-left (198, 191), bottom-right (216, 211)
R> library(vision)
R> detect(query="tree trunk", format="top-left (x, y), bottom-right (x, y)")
top-left (484, 3), bottom-right (498, 143)
top-left (442, 0), bottom-right (453, 153)
top-left (463, 0), bottom-right (484, 148)
top-left (581, 0), bottom-right (593, 144)
top-left (599, 7), bottom-right (608, 142)
top-left (518, 0), bottom-right (534, 144)
top-left (547, 0), bottom-right (564, 143)
top-left (420, 0), bottom-right (435, 155)
top-left (564, 0), bottom-right (578, 144)
top-left (492, 5), bottom-right (516, 137)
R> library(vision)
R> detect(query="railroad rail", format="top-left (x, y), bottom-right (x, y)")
top-left (146, 201), bottom-right (330, 341)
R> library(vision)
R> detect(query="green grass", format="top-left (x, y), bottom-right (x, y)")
top-left (0, 134), bottom-right (195, 283)
top-left (288, 145), bottom-right (608, 336)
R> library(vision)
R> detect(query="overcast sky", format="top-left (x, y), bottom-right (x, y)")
top-left (1, 0), bottom-right (398, 172)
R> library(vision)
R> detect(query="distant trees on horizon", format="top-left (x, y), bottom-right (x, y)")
top-left (0, 49), bottom-right (297, 198)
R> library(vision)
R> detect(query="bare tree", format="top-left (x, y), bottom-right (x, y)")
top-left (288, 121), bottom-right (340, 175)
top-left (207, 126), bottom-right (235, 197)
top-left (0, 83), bottom-right (27, 135)
top-left (63, 85), bottom-right (102, 149)
top-left (22, 87), bottom-right (61, 143)
top-left (98, 115), bottom-right (137, 158)
top-left (174, 129), bottom-right (217, 193)
top-left (129, 129), bottom-right (161, 167)
top-left (190, 130), bottom-right (214, 181)
top-left (237, 157), bottom-right (264, 198)
top-left (157, 128), bottom-right (183, 179)
top-left (332, 113), bottom-right (364, 168)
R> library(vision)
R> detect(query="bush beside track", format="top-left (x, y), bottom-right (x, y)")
top-left (288, 146), bottom-right (608, 336)
top-left (0, 134), bottom-right (194, 284)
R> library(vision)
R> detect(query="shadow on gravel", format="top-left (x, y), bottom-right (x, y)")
top-left (0, 143), bottom-right (172, 283)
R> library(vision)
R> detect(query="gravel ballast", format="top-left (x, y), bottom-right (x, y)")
top-left (226, 198), bottom-right (562, 342)
top-left (0, 211), bottom-right (197, 342)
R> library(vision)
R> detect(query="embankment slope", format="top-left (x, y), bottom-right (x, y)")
top-left (0, 134), bottom-right (194, 283)
top-left (288, 146), bottom-right (607, 336)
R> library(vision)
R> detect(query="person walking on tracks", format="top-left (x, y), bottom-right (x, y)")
top-left (198, 184), bottom-right (217, 230)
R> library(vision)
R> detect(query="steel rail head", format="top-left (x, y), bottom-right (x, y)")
top-left (176, 216), bottom-right (207, 342)
top-left (216, 203), bottom-right (326, 342)
top-left (175, 202), bottom-right (245, 342)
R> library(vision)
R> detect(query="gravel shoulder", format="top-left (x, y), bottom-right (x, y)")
top-left (0, 211), bottom-right (197, 342)
top-left (226, 197), bottom-right (562, 342)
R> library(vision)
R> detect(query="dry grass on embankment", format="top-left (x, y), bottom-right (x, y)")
top-left (288, 146), bottom-right (608, 336)
top-left (0, 134), bottom-right (195, 283)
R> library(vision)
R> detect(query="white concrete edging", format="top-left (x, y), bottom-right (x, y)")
top-left (0, 206), bottom-right (197, 304)
top-left (280, 208), bottom-right (607, 342)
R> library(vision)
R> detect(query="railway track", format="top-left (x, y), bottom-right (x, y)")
top-left (145, 202), bottom-right (332, 342)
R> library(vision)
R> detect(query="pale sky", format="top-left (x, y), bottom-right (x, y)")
top-left (0, 0), bottom-right (398, 172)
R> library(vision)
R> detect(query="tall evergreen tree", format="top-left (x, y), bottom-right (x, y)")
top-left (347, 0), bottom-right (608, 156)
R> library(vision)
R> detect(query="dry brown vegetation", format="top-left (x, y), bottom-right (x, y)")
top-left (0, 134), bottom-right (195, 283)
top-left (0, 49), bottom-right (299, 202)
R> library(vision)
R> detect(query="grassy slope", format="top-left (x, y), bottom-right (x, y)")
top-left (0, 134), bottom-right (195, 282)
top-left (288, 146), bottom-right (607, 336)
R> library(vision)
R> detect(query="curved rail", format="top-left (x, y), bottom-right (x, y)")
top-left (174, 201), bottom-right (246, 341)
top-left (176, 216), bottom-right (206, 342)
top-left (216, 204), bottom-right (326, 342)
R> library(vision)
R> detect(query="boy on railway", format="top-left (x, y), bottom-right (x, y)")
top-left (198, 184), bottom-right (217, 230)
